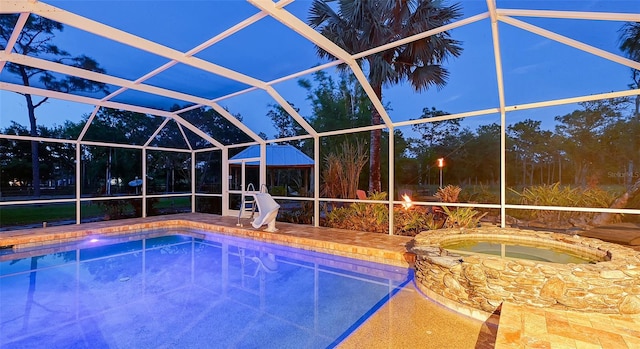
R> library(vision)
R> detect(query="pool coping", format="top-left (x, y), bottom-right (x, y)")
top-left (0, 213), bottom-right (414, 268)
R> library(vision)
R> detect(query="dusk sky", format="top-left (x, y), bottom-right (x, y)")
top-left (1, 0), bottom-right (638, 139)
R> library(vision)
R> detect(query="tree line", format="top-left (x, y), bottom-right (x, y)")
top-left (269, 71), bottom-right (640, 192)
top-left (2, 69), bottom-right (639, 196)
top-left (0, 106), bottom-right (249, 196)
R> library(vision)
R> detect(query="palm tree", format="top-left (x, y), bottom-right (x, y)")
top-left (308, 0), bottom-right (463, 192)
top-left (618, 22), bottom-right (640, 116)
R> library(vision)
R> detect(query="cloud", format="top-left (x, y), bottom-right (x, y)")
top-left (529, 40), bottom-right (551, 51)
top-left (510, 63), bottom-right (543, 75)
top-left (442, 94), bottom-right (462, 104)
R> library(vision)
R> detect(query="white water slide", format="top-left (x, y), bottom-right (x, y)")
top-left (251, 192), bottom-right (280, 232)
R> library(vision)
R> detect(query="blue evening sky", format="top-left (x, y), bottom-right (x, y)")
top-left (0, 0), bottom-right (638, 138)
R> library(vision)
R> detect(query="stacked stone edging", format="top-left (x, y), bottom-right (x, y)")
top-left (410, 227), bottom-right (640, 315)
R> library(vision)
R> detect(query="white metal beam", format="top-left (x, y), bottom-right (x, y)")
top-left (247, 0), bottom-right (394, 127)
top-left (0, 81), bottom-right (225, 148)
top-left (500, 16), bottom-right (640, 71)
top-left (353, 12), bottom-right (490, 60)
top-left (0, 12), bottom-right (28, 74)
top-left (26, 1), bottom-right (268, 89)
top-left (505, 88), bottom-right (640, 112)
top-left (75, 141), bottom-right (81, 224)
top-left (264, 86), bottom-right (317, 137)
top-left (3, 0), bottom-right (293, 147)
top-left (177, 102), bottom-right (264, 145)
top-left (221, 147), bottom-right (229, 216)
top-left (318, 124), bottom-right (387, 138)
top-left (1, 81), bottom-right (173, 116)
top-left (176, 123), bottom-right (193, 151)
top-left (0, 1), bottom-right (37, 13)
top-left (76, 107), bottom-right (101, 142)
top-left (142, 147), bottom-right (147, 217)
top-left (0, 131), bottom-right (195, 153)
top-left (144, 118), bottom-right (171, 147)
top-left (264, 134), bottom-right (314, 144)
top-left (497, 9), bottom-right (640, 22)
top-left (3, 2), bottom-right (278, 147)
top-left (267, 60), bottom-right (343, 86)
top-left (1, 52), bottom-right (206, 104)
top-left (2, 51), bottom-right (260, 145)
top-left (313, 136), bottom-right (320, 227)
top-left (388, 127), bottom-right (395, 235)
top-left (393, 108), bottom-right (500, 128)
top-left (487, 0), bottom-right (508, 228)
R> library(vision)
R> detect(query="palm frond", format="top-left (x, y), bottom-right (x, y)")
top-left (308, 0), bottom-right (463, 93)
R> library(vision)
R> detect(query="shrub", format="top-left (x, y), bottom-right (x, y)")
top-left (325, 192), bottom-right (445, 236)
top-left (321, 141), bottom-right (368, 199)
top-left (435, 185), bottom-right (461, 203)
top-left (459, 184), bottom-right (499, 204)
top-left (270, 186), bottom-right (286, 196)
top-left (394, 206), bottom-right (445, 235)
top-left (278, 189), bottom-right (314, 225)
top-left (98, 199), bottom-right (131, 220)
top-left (441, 206), bottom-right (487, 228)
top-left (326, 191), bottom-right (388, 233)
top-left (508, 183), bottom-right (617, 222)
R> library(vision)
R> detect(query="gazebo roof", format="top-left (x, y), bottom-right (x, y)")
top-left (231, 145), bottom-right (314, 167)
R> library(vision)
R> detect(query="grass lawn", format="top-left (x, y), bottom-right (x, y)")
top-left (0, 197), bottom-right (191, 228)
top-left (1, 203), bottom-right (103, 226)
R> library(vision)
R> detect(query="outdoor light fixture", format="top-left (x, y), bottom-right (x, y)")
top-left (437, 158), bottom-right (444, 188)
top-left (401, 194), bottom-right (413, 210)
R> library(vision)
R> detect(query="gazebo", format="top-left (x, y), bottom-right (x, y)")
top-left (230, 144), bottom-right (314, 196)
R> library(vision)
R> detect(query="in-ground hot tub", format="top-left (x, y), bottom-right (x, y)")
top-left (441, 240), bottom-right (601, 264)
top-left (410, 227), bottom-right (640, 320)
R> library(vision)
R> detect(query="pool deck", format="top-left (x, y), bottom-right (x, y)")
top-left (1, 213), bottom-right (639, 348)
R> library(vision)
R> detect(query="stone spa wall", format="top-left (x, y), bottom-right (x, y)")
top-left (410, 227), bottom-right (640, 318)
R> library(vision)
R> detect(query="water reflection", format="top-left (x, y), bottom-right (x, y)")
top-left (1, 230), bottom-right (409, 348)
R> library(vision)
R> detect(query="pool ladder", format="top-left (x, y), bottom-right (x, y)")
top-left (236, 184), bottom-right (268, 227)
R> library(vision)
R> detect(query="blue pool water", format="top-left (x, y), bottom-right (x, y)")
top-left (0, 230), bottom-right (411, 348)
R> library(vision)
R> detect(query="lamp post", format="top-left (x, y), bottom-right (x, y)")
top-left (437, 158), bottom-right (444, 188)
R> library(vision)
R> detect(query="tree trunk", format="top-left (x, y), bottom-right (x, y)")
top-left (26, 94), bottom-right (41, 197)
top-left (530, 162), bottom-right (534, 186)
top-left (521, 157), bottom-right (526, 186)
top-left (106, 148), bottom-right (112, 195)
top-left (369, 84), bottom-right (382, 193)
top-left (559, 156), bottom-right (562, 184)
top-left (540, 164), bottom-right (543, 184)
top-left (19, 64), bottom-right (42, 198)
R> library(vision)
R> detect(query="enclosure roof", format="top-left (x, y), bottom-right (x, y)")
top-left (231, 144), bottom-right (314, 167)
top-left (0, 0), bottom-right (639, 149)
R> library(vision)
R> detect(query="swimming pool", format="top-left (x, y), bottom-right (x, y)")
top-left (0, 229), bottom-right (411, 348)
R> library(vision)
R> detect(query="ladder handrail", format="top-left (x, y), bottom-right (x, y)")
top-left (236, 184), bottom-right (269, 226)
top-left (237, 183), bottom-right (257, 226)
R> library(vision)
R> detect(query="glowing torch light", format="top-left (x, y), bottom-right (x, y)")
top-left (401, 194), bottom-right (413, 210)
